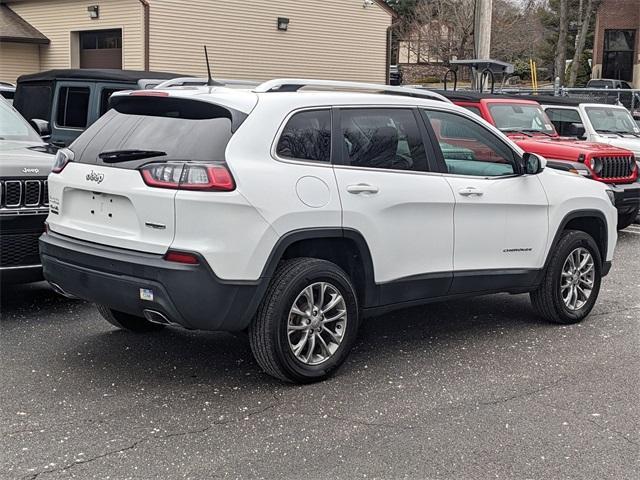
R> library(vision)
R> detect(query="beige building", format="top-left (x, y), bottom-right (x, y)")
top-left (0, 0), bottom-right (394, 85)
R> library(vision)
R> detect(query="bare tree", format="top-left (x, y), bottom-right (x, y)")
top-left (554, 0), bottom-right (569, 84)
top-left (567, 0), bottom-right (599, 86)
top-left (404, 0), bottom-right (474, 63)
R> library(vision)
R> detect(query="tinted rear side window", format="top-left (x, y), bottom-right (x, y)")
top-left (276, 109), bottom-right (331, 163)
top-left (339, 108), bottom-right (428, 172)
top-left (56, 87), bottom-right (90, 128)
top-left (14, 84), bottom-right (52, 121)
top-left (71, 99), bottom-right (237, 166)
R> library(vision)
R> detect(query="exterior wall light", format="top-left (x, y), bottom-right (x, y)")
top-left (87, 5), bottom-right (99, 19)
top-left (277, 17), bottom-right (289, 31)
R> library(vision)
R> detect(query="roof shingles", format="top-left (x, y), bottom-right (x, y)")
top-left (0, 4), bottom-right (49, 44)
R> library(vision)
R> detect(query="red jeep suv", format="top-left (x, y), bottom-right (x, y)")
top-left (437, 91), bottom-right (639, 229)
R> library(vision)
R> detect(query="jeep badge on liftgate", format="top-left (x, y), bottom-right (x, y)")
top-left (86, 171), bottom-right (104, 183)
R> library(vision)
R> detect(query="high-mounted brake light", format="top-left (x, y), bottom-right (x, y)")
top-left (129, 90), bottom-right (169, 97)
top-left (164, 250), bottom-right (200, 265)
top-left (140, 163), bottom-right (235, 191)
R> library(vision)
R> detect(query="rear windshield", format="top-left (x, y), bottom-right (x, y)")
top-left (71, 98), bottom-right (240, 165)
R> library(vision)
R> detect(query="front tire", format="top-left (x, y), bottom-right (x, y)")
top-left (530, 230), bottom-right (602, 324)
top-left (249, 258), bottom-right (359, 383)
top-left (96, 305), bottom-right (165, 332)
top-left (617, 207), bottom-right (639, 230)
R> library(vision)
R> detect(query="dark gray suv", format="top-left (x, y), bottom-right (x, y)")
top-left (0, 97), bottom-right (54, 284)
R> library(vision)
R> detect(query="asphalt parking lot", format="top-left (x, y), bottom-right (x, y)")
top-left (1, 227), bottom-right (639, 480)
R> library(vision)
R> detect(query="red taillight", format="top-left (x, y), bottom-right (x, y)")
top-left (140, 163), bottom-right (235, 191)
top-left (164, 250), bottom-right (200, 265)
top-left (52, 148), bottom-right (74, 174)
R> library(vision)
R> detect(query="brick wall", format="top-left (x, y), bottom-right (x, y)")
top-left (593, 0), bottom-right (639, 64)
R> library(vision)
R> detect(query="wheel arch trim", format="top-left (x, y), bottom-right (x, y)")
top-left (259, 227), bottom-right (378, 307)
top-left (545, 209), bottom-right (609, 272)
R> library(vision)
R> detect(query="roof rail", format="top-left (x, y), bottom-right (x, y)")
top-left (254, 79), bottom-right (451, 103)
top-left (153, 77), bottom-right (260, 89)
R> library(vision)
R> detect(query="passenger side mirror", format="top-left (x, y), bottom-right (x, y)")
top-left (566, 122), bottom-right (586, 139)
top-left (30, 119), bottom-right (51, 140)
top-left (522, 152), bottom-right (545, 175)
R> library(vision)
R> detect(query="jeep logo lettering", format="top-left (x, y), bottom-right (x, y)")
top-left (22, 167), bottom-right (40, 174)
top-left (86, 171), bottom-right (104, 184)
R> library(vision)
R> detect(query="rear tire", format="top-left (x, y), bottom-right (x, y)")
top-left (96, 304), bottom-right (165, 332)
top-left (617, 207), bottom-right (639, 230)
top-left (530, 230), bottom-right (602, 324)
top-left (249, 258), bottom-right (359, 383)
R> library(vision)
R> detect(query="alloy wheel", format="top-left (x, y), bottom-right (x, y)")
top-left (560, 247), bottom-right (595, 311)
top-left (287, 282), bottom-right (347, 365)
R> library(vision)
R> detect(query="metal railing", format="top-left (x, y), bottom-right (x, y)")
top-left (503, 86), bottom-right (640, 111)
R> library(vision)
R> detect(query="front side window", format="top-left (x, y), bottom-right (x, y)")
top-left (586, 107), bottom-right (639, 134)
top-left (56, 86), bottom-right (90, 128)
top-left (339, 108), bottom-right (428, 171)
top-left (276, 109), bottom-right (331, 163)
top-left (545, 108), bottom-right (583, 136)
top-left (422, 109), bottom-right (516, 177)
top-left (488, 103), bottom-right (556, 135)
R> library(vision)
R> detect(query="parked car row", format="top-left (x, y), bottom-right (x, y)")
top-left (0, 71), bottom-right (636, 383)
top-left (13, 69), bottom-right (180, 147)
top-left (434, 91), bottom-right (640, 229)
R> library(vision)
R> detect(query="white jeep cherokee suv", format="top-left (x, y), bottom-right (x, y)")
top-left (40, 80), bottom-right (618, 383)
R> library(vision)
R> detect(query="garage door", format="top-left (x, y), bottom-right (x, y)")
top-left (80, 29), bottom-right (122, 69)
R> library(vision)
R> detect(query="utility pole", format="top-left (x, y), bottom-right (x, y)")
top-left (474, 0), bottom-right (493, 59)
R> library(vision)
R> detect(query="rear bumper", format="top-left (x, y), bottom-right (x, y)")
top-left (609, 182), bottom-right (640, 214)
top-left (39, 231), bottom-right (267, 331)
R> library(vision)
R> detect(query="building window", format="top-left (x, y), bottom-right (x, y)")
top-left (56, 87), bottom-right (90, 128)
top-left (602, 29), bottom-right (636, 82)
top-left (80, 29), bottom-right (122, 49)
top-left (79, 29), bottom-right (123, 69)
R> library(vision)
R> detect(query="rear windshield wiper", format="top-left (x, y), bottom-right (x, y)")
top-left (98, 150), bottom-right (167, 163)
